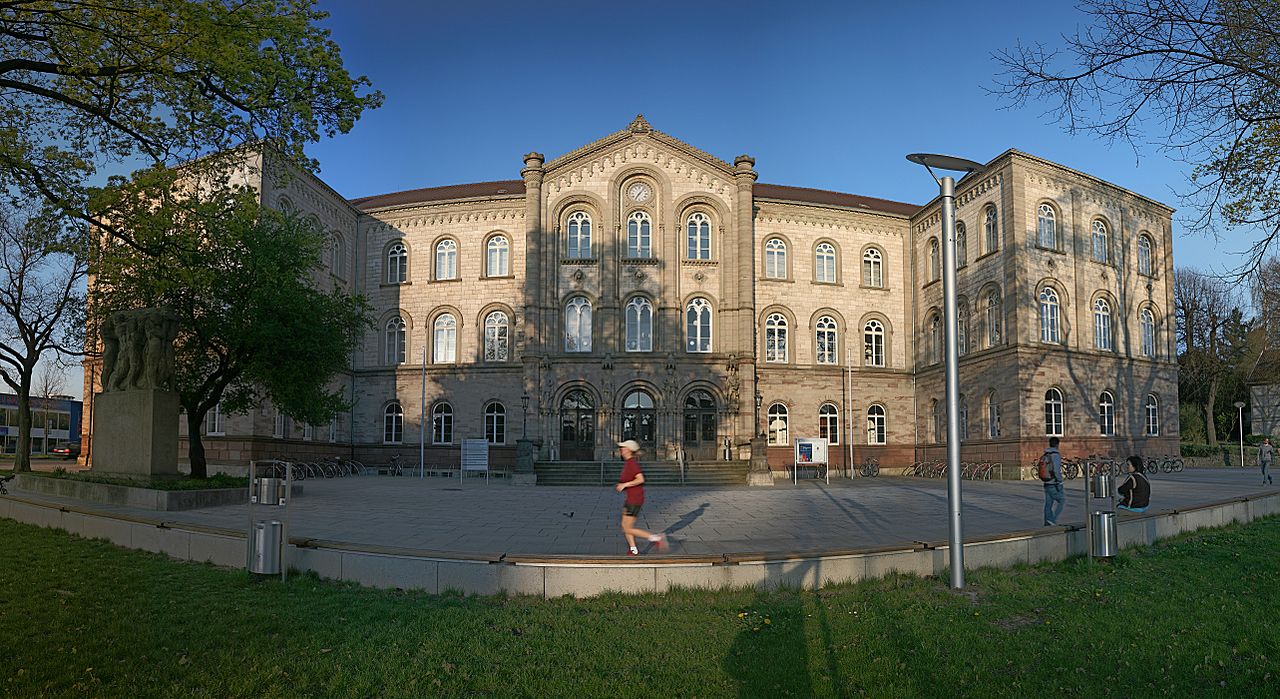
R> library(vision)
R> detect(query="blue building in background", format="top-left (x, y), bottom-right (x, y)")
top-left (0, 393), bottom-right (83, 455)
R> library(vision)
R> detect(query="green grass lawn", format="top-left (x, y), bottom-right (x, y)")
top-left (2, 518), bottom-right (1278, 698)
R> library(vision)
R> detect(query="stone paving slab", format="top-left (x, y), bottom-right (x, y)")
top-left (10, 469), bottom-right (1274, 557)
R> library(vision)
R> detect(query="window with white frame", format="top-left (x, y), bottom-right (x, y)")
top-left (685, 298), bottom-right (712, 353)
top-left (957, 303), bottom-right (969, 357)
top-left (387, 242), bottom-right (408, 283)
top-left (932, 399), bottom-right (943, 443)
top-left (1044, 388), bottom-right (1064, 436)
top-left (484, 310), bottom-right (509, 362)
top-left (815, 315), bottom-right (837, 365)
top-left (1140, 308), bottom-right (1156, 358)
top-left (984, 205), bottom-right (999, 253)
top-left (815, 242), bottom-right (836, 283)
top-left (1038, 203), bottom-right (1057, 249)
top-left (1091, 220), bottom-right (1109, 263)
top-left (819, 403), bottom-right (839, 445)
top-left (485, 403), bottom-right (505, 444)
top-left (1145, 394), bottom-right (1160, 435)
top-left (1138, 234), bottom-right (1153, 276)
top-left (959, 396), bottom-right (969, 442)
top-left (864, 319), bottom-right (885, 367)
top-left (385, 316), bottom-right (406, 365)
top-left (205, 403), bottom-right (224, 436)
top-left (767, 403), bottom-right (789, 446)
top-left (564, 297), bottom-right (592, 352)
top-left (687, 212), bottom-right (711, 260)
top-left (487, 235), bottom-right (510, 277)
top-left (625, 297), bottom-right (654, 352)
top-left (866, 404), bottom-right (886, 444)
top-left (956, 222), bottom-right (968, 267)
top-left (627, 211), bottom-right (652, 258)
top-left (273, 409), bottom-right (285, 438)
top-left (1094, 298), bottom-right (1112, 351)
top-left (764, 238), bottom-right (787, 279)
top-left (765, 313), bottom-right (788, 362)
top-left (567, 211), bottom-right (591, 258)
top-left (435, 239), bottom-right (457, 280)
top-left (1099, 392), bottom-right (1115, 436)
top-left (862, 248), bottom-right (883, 287)
top-left (986, 290), bottom-right (1002, 347)
top-left (987, 391), bottom-right (1001, 439)
top-left (929, 313), bottom-right (941, 364)
top-left (432, 403), bottom-right (453, 444)
top-left (433, 314), bottom-right (457, 363)
top-left (302, 423), bottom-right (313, 441)
top-left (928, 238), bottom-right (940, 281)
top-left (1040, 287), bottom-right (1061, 343)
top-left (328, 415), bottom-right (339, 443)
top-left (330, 235), bottom-right (345, 278)
top-left (383, 403), bottom-right (403, 444)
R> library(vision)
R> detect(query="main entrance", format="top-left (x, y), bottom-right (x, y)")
top-left (560, 389), bottom-right (595, 460)
top-left (682, 389), bottom-right (718, 461)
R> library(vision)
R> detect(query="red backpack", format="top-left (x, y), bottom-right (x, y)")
top-left (1036, 451), bottom-right (1055, 482)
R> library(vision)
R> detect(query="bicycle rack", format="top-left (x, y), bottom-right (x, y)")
top-left (247, 460), bottom-right (293, 581)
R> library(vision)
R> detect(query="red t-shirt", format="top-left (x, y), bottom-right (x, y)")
top-left (619, 457), bottom-right (644, 505)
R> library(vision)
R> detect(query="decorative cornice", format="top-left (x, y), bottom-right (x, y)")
top-left (546, 141), bottom-right (733, 196)
top-left (544, 117), bottom-right (733, 177)
top-left (364, 207), bottom-right (525, 235)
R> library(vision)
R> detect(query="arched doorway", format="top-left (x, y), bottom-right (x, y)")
top-left (682, 389), bottom-right (718, 460)
top-left (560, 389), bottom-right (595, 460)
top-left (621, 389), bottom-right (656, 448)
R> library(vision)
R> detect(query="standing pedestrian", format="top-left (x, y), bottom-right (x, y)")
top-left (1041, 436), bottom-right (1065, 526)
top-left (614, 439), bottom-right (667, 555)
top-left (1260, 437), bottom-right (1274, 485)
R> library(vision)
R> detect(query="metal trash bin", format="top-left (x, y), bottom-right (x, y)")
top-left (254, 477), bottom-right (284, 505)
top-left (1090, 511), bottom-right (1117, 557)
top-left (1091, 473), bottom-right (1113, 498)
top-left (249, 520), bottom-right (283, 574)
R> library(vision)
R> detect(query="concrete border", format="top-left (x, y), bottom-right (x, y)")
top-left (3, 490), bottom-right (1278, 599)
top-left (12, 473), bottom-right (268, 511)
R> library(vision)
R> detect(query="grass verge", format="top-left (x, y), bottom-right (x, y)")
top-left (1, 516), bottom-right (1278, 697)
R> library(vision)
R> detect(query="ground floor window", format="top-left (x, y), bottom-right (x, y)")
top-left (767, 403), bottom-right (789, 446)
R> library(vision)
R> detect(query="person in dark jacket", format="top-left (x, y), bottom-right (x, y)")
top-left (1042, 436), bottom-right (1065, 526)
top-left (1117, 455), bottom-right (1151, 513)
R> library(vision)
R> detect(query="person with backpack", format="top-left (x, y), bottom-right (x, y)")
top-left (1117, 455), bottom-right (1151, 512)
top-left (1039, 436), bottom-right (1065, 526)
top-left (1259, 437), bottom-right (1274, 486)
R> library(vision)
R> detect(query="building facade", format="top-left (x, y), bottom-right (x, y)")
top-left (2, 393), bottom-right (82, 455)
top-left (81, 116), bottom-right (1180, 474)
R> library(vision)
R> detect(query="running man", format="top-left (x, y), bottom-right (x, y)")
top-left (615, 439), bottom-right (667, 555)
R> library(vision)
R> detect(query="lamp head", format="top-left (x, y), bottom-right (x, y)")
top-left (521, 394), bottom-right (530, 410)
top-left (907, 153), bottom-right (986, 184)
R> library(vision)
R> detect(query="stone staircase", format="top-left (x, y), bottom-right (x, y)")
top-left (533, 460), bottom-right (751, 487)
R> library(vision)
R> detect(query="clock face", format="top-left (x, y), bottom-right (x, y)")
top-left (627, 183), bottom-right (652, 202)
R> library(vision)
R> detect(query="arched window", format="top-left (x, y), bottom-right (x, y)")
top-left (330, 235), bottom-right (345, 278)
top-left (1099, 392), bottom-right (1115, 436)
top-left (385, 316), bottom-right (406, 365)
top-left (1038, 203), bottom-right (1057, 249)
top-left (764, 238), bottom-right (787, 279)
top-left (819, 403), bottom-right (839, 445)
top-left (687, 212), bottom-right (711, 260)
top-left (1145, 394), bottom-right (1160, 436)
top-left (765, 313), bottom-right (788, 362)
top-left (957, 303), bottom-right (969, 357)
top-left (959, 396), bottom-right (969, 442)
top-left (567, 211), bottom-right (591, 258)
top-left (815, 315), bottom-right (837, 365)
top-left (435, 239), bottom-right (457, 280)
top-left (1040, 287), bottom-right (1061, 343)
top-left (387, 242), bottom-right (408, 284)
top-left (1091, 220), bottom-right (1109, 263)
top-left (956, 222), bottom-right (967, 267)
top-left (627, 211), bottom-right (652, 258)
top-left (431, 403), bottom-right (453, 444)
top-left (987, 391), bottom-right (1001, 439)
top-left (383, 403), bottom-right (403, 444)
top-left (621, 390), bottom-right (656, 444)
top-left (928, 238), bottom-right (940, 281)
top-left (767, 403), bottom-right (789, 446)
top-left (866, 404), bottom-right (886, 445)
top-left (984, 205), bottom-right (999, 254)
top-left (1044, 388), bottom-right (1064, 436)
top-left (484, 310), bottom-right (509, 362)
top-left (1140, 308), bottom-right (1156, 358)
top-left (929, 313), bottom-right (941, 364)
top-left (565, 297), bottom-right (592, 352)
top-left (625, 297), bottom-right (653, 352)
top-left (1094, 298), bottom-right (1112, 351)
top-left (1138, 234), bottom-right (1153, 276)
top-left (485, 403), bottom-right (506, 444)
top-left (986, 290), bottom-right (1002, 347)
top-left (815, 242), bottom-right (836, 283)
top-left (862, 248), bottom-right (883, 287)
top-left (433, 314), bottom-right (456, 363)
top-left (486, 235), bottom-right (510, 277)
top-left (685, 298), bottom-right (712, 353)
top-left (931, 399), bottom-right (943, 443)
top-left (863, 319), bottom-right (885, 367)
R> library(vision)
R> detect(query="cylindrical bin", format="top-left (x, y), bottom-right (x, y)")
top-left (249, 520), bottom-right (283, 574)
top-left (1090, 511), bottom-right (1117, 557)
top-left (255, 477), bottom-right (284, 505)
top-left (1091, 472), bottom-right (1113, 498)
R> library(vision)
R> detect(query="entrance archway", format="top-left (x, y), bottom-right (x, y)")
top-left (621, 389), bottom-right (656, 448)
top-left (682, 389), bottom-right (718, 460)
top-left (560, 389), bottom-right (595, 460)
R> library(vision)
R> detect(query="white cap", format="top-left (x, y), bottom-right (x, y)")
top-left (616, 439), bottom-right (641, 453)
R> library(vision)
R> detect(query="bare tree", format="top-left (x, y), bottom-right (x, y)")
top-left (995, 0), bottom-right (1280, 275)
top-left (0, 207), bottom-right (86, 471)
top-left (33, 360), bottom-right (66, 455)
top-left (1177, 267), bottom-right (1245, 444)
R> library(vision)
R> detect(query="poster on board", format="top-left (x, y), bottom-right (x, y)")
top-left (793, 437), bottom-right (830, 484)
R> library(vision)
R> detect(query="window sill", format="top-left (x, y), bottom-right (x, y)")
top-left (561, 258), bottom-right (597, 265)
top-left (430, 278), bottom-right (461, 284)
top-left (860, 284), bottom-right (891, 291)
top-left (682, 259), bottom-right (718, 266)
top-left (1036, 245), bottom-right (1067, 255)
top-left (812, 280), bottom-right (842, 287)
top-left (622, 258), bottom-right (660, 265)
top-left (481, 274), bottom-right (515, 281)
top-left (379, 281), bottom-right (412, 288)
top-left (975, 250), bottom-right (999, 262)
top-left (760, 277), bottom-right (794, 283)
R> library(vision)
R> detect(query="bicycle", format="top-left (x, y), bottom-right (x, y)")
top-left (859, 457), bottom-right (880, 477)
top-left (388, 454), bottom-right (403, 476)
top-left (0, 474), bottom-right (12, 495)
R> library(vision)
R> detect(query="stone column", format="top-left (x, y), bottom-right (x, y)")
top-left (520, 153), bottom-right (545, 449)
top-left (733, 155), bottom-right (770, 485)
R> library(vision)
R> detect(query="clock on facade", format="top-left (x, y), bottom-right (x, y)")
top-left (627, 182), bottom-right (652, 202)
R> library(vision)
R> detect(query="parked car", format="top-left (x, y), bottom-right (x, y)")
top-left (52, 442), bottom-right (81, 460)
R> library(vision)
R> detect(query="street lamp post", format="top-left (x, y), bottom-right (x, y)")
top-left (1235, 401), bottom-right (1246, 468)
top-left (521, 393), bottom-right (530, 439)
top-left (755, 392), bottom-right (764, 438)
top-left (907, 152), bottom-right (986, 590)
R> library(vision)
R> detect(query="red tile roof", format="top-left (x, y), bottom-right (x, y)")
top-left (754, 184), bottom-right (919, 216)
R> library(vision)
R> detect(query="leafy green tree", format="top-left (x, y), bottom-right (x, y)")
top-left (88, 166), bottom-right (371, 477)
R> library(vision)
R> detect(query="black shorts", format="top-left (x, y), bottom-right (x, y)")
top-left (622, 502), bottom-right (643, 517)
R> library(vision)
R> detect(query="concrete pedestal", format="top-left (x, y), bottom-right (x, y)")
top-left (91, 389), bottom-right (180, 477)
top-left (748, 436), bottom-right (774, 486)
top-left (513, 438), bottom-right (539, 486)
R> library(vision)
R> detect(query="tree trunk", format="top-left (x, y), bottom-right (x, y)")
top-left (13, 371), bottom-right (32, 473)
top-left (186, 410), bottom-right (208, 479)
top-left (1205, 377), bottom-right (1220, 447)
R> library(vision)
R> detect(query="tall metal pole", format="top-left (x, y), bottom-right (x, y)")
top-left (940, 175), bottom-right (965, 589)
top-left (420, 346), bottom-right (426, 479)
top-left (1236, 402), bottom-right (1245, 468)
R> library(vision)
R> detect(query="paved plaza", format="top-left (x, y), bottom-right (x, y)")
top-left (12, 468), bottom-right (1272, 557)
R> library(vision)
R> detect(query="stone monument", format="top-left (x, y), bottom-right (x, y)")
top-left (92, 308), bottom-right (181, 477)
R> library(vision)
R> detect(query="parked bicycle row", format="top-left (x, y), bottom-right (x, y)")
top-left (258, 456), bottom-right (368, 481)
top-left (906, 460), bottom-right (1003, 480)
top-left (1043, 454), bottom-right (1185, 480)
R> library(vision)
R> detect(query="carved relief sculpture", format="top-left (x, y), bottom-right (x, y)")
top-left (100, 308), bottom-right (180, 392)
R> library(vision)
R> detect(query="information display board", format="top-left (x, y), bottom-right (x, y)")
top-left (794, 437), bottom-right (830, 484)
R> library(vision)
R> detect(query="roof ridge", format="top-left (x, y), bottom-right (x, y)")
top-left (349, 179), bottom-right (524, 205)
top-left (757, 182), bottom-right (917, 208)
